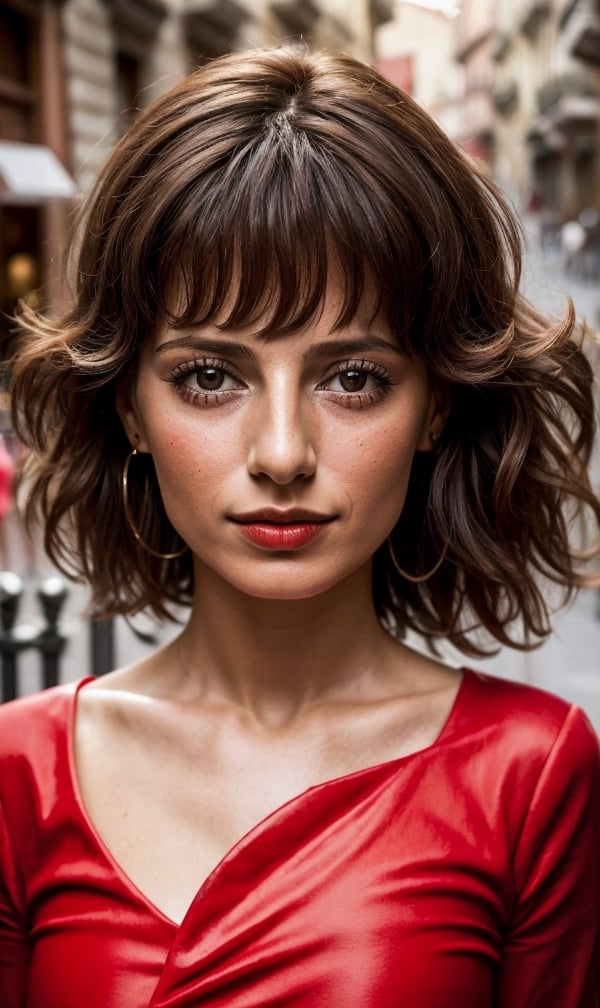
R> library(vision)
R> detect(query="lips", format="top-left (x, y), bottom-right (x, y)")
top-left (230, 509), bottom-right (335, 550)
top-left (231, 508), bottom-right (333, 525)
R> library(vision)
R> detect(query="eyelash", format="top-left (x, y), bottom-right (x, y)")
top-left (166, 357), bottom-right (395, 409)
top-left (167, 358), bottom-right (244, 406)
top-left (319, 360), bottom-right (394, 408)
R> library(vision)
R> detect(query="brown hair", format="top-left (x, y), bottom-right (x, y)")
top-left (9, 46), bottom-right (600, 653)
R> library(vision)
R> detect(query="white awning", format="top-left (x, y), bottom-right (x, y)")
top-left (0, 141), bottom-right (77, 204)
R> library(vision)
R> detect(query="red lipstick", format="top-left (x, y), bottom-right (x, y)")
top-left (231, 509), bottom-right (334, 551)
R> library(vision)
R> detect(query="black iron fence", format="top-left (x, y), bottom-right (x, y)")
top-left (0, 571), bottom-right (116, 702)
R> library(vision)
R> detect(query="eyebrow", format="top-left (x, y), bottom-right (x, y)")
top-left (304, 336), bottom-right (404, 360)
top-left (155, 334), bottom-right (404, 359)
top-left (155, 335), bottom-right (254, 358)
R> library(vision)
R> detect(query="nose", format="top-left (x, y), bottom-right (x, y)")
top-left (246, 378), bottom-right (317, 485)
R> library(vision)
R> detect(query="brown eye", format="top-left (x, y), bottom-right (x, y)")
top-left (195, 367), bottom-right (225, 391)
top-left (171, 357), bottom-right (246, 405)
top-left (339, 370), bottom-right (368, 392)
top-left (318, 360), bottom-right (392, 406)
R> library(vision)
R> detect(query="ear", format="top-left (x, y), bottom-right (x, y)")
top-left (416, 382), bottom-right (450, 452)
top-left (116, 371), bottom-right (151, 453)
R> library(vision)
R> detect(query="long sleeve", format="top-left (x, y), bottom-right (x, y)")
top-left (0, 797), bottom-right (30, 1008)
top-left (498, 705), bottom-right (600, 1007)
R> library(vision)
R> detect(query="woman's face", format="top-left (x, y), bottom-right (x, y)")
top-left (118, 282), bottom-right (446, 602)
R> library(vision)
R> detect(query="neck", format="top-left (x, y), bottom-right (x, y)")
top-left (164, 562), bottom-right (399, 725)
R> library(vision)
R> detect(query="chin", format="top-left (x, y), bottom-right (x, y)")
top-left (195, 553), bottom-right (369, 602)
top-left (235, 580), bottom-right (336, 602)
top-left (233, 564), bottom-right (368, 603)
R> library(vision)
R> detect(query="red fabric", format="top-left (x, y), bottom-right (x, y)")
top-left (0, 669), bottom-right (598, 1007)
top-left (0, 436), bottom-right (14, 519)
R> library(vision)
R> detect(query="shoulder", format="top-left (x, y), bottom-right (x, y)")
top-left (457, 666), bottom-right (595, 734)
top-left (454, 668), bottom-right (599, 779)
top-left (439, 671), bottom-right (600, 861)
top-left (0, 680), bottom-right (93, 838)
top-left (0, 679), bottom-right (92, 759)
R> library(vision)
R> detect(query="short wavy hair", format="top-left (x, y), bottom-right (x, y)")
top-left (9, 46), bottom-right (600, 654)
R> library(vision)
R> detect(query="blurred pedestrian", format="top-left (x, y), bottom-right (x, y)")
top-left (579, 207), bottom-right (600, 282)
top-left (561, 216), bottom-right (587, 276)
top-left (539, 204), bottom-right (561, 254)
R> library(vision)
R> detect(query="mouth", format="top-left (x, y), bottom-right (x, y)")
top-left (229, 510), bottom-right (335, 550)
top-left (230, 508), bottom-right (334, 525)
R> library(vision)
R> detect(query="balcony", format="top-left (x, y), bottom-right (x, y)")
top-left (370, 0), bottom-right (394, 29)
top-left (537, 72), bottom-right (598, 120)
top-left (100, 0), bottom-right (167, 41)
top-left (494, 80), bottom-right (519, 117)
top-left (270, 0), bottom-right (319, 35)
top-left (529, 72), bottom-right (599, 164)
top-left (526, 117), bottom-right (566, 158)
top-left (572, 19), bottom-right (600, 64)
top-left (520, 0), bottom-right (551, 38)
top-left (561, 0), bottom-right (600, 66)
top-left (492, 31), bottom-right (513, 62)
top-left (183, 0), bottom-right (252, 59)
top-left (455, 28), bottom-right (494, 65)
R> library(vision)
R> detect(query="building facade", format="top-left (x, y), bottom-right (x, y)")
top-left (492, 0), bottom-right (600, 219)
top-left (0, 0), bottom-right (74, 330)
top-left (453, 0), bottom-right (496, 164)
top-left (377, 0), bottom-right (599, 225)
top-left (455, 0), bottom-right (600, 221)
top-left (375, 1), bottom-right (463, 139)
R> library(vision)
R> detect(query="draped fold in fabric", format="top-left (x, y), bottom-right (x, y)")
top-left (0, 669), bottom-right (598, 1008)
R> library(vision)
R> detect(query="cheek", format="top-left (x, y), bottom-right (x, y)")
top-left (142, 420), bottom-right (224, 512)
top-left (143, 400), bottom-right (218, 470)
top-left (154, 439), bottom-right (221, 488)
top-left (342, 422), bottom-right (421, 495)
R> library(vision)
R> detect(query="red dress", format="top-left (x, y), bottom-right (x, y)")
top-left (0, 669), bottom-right (598, 1007)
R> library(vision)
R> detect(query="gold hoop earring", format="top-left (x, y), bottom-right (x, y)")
top-left (387, 536), bottom-right (448, 583)
top-left (122, 449), bottom-right (188, 560)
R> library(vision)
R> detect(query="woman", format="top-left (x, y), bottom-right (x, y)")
top-left (1, 46), bottom-right (599, 1007)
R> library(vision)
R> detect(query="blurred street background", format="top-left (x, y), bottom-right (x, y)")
top-left (0, 0), bottom-right (599, 727)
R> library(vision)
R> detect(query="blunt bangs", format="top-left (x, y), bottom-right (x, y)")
top-left (87, 46), bottom-right (518, 368)
top-left (141, 118), bottom-right (429, 345)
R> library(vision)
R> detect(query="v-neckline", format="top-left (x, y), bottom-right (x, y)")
top-left (65, 668), bottom-right (470, 928)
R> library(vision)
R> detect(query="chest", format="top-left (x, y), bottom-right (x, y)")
top-left (24, 748), bottom-right (513, 1008)
top-left (80, 740), bottom-right (338, 923)
top-left (72, 693), bottom-right (459, 924)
